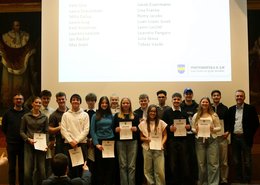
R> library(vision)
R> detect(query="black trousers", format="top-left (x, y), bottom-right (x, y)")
top-left (94, 145), bottom-right (115, 185)
top-left (63, 143), bottom-right (88, 179)
top-left (166, 139), bottom-right (191, 185)
top-left (7, 143), bottom-right (24, 185)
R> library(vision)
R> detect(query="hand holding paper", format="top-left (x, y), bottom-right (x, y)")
top-left (96, 144), bottom-right (103, 151)
top-left (33, 133), bottom-right (48, 151)
top-left (197, 120), bottom-right (211, 138)
top-left (69, 147), bottom-right (84, 167)
top-left (27, 138), bottom-right (36, 145)
top-left (119, 121), bottom-right (132, 140)
top-left (149, 132), bottom-right (162, 150)
top-left (102, 140), bottom-right (115, 158)
top-left (174, 119), bottom-right (187, 136)
top-left (69, 140), bottom-right (78, 148)
top-left (170, 125), bottom-right (176, 132)
top-left (131, 126), bottom-right (137, 132)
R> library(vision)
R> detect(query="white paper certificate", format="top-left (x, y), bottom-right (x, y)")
top-left (174, 119), bottom-right (187, 136)
top-left (217, 119), bottom-right (224, 136)
top-left (198, 119), bottom-right (211, 138)
top-left (102, 140), bottom-right (115, 158)
top-left (69, 147), bottom-right (84, 167)
top-left (119, 121), bottom-right (132, 140)
top-left (33, 133), bottom-right (47, 151)
top-left (149, 131), bottom-right (162, 150)
top-left (87, 147), bottom-right (95, 162)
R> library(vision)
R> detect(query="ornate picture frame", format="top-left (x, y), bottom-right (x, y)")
top-left (0, 2), bottom-right (41, 147)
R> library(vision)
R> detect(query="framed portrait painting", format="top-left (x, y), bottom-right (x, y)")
top-left (0, 2), bottom-right (41, 147)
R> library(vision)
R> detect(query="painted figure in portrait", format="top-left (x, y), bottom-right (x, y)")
top-left (0, 13), bottom-right (41, 116)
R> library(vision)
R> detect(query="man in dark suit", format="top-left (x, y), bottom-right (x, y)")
top-left (228, 89), bottom-right (259, 183)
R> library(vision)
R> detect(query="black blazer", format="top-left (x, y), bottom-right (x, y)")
top-left (42, 171), bottom-right (91, 185)
top-left (228, 103), bottom-right (259, 147)
top-left (134, 107), bottom-right (144, 121)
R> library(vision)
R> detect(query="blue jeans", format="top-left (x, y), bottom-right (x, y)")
top-left (116, 140), bottom-right (137, 185)
top-left (24, 143), bottom-right (46, 185)
top-left (143, 149), bottom-right (165, 185)
top-left (232, 134), bottom-right (252, 183)
top-left (196, 137), bottom-right (219, 185)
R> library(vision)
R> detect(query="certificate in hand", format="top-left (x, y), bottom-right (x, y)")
top-left (102, 140), bottom-right (115, 158)
top-left (216, 119), bottom-right (224, 136)
top-left (119, 121), bottom-right (132, 140)
top-left (69, 147), bottom-right (84, 167)
top-left (198, 119), bottom-right (211, 138)
top-left (33, 133), bottom-right (47, 151)
top-left (150, 131), bottom-right (162, 150)
top-left (174, 119), bottom-right (187, 136)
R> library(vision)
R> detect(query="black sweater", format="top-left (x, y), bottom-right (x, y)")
top-left (2, 108), bottom-right (28, 144)
top-left (162, 108), bottom-right (190, 141)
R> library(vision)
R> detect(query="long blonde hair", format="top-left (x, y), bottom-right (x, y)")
top-left (194, 97), bottom-right (215, 124)
top-left (118, 97), bottom-right (134, 119)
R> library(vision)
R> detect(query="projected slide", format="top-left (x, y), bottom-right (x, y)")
top-left (59, 0), bottom-right (231, 82)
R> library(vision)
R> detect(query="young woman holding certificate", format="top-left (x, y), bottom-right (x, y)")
top-left (20, 96), bottom-right (49, 185)
top-left (138, 104), bottom-right (167, 185)
top-left (113, 97), bottom-right (139, 185)
top-left (191, 97), bottom-right (221, 185)
top-left (90, 96), bottom-right (115, 185)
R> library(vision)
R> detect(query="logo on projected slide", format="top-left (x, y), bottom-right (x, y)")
top-left (177, 64), bottom-right (185, 74)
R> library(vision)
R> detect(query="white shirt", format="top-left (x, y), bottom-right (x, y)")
top-left (138, 119), bottom-right (167, 150)
top-left (40, 106), bottom-right (55, 118)
top-left (61, 108), bottom-right (89, 143)
top-left (234, 105), bottom-right (244, 134)
top-left (192, 113), bottom-right (221, 139)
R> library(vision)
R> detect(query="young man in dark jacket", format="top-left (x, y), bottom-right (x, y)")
top-left (42, 153), bottom-right (91, 185)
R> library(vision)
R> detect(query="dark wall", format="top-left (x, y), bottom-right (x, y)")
top-left (0, 0), bottom-right (40, 3)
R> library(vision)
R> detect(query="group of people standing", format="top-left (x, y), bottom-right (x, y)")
top-left (1, 88), bottom-right (259, 185)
